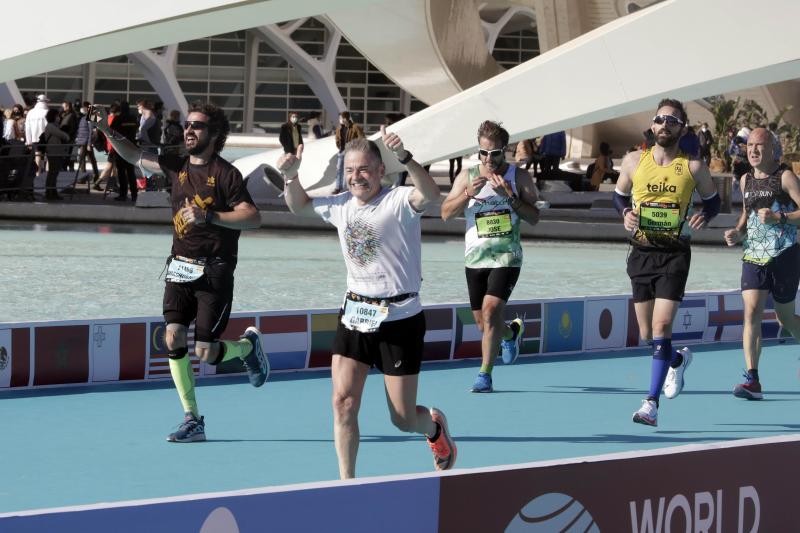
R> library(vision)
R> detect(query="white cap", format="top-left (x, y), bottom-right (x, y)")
top-left (36, 94), bottom-right (49, 103)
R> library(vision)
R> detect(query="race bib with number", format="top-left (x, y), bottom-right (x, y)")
top-left (639, 202), bottom-right (681, 233)
top-left (166, 256), bottom-right (206, 283)
top-left (475, 209), bottom-right (513, 238)
top-left (341, 298), bottom-right (389, 333)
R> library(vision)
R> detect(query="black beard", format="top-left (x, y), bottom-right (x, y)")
top-left (187, 136), bottom-right (211, 155)
top-left (655, 134), bottom-right (678, 148)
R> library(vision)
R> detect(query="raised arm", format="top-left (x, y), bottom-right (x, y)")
top-left (441, 170), bottom-right (473, 221)
top-left (278, 153), bottom-right (317, 217)
top-left (91, 105), bottom-right (164, 176)
top-left (380, 125), bottom-right (439, 212)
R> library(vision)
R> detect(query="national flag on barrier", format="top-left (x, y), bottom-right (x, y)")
top-left (583, 298), bottom-right (627, 350)
top-left (543, 301), bottom-right (584, 353)
top-left (0, 328), bottom-right (30, 388)
top-left (505, 301), bottom-right (541, 356)
top-left (705, 293), bottom-right (743, 342)
top-left (453, 306), bottom-right (481, 359)
top-left (258, 314), bottom-right (307, 371)
top-left (148, 321), bottom-right (198, 379)
top-left (672, 298), bottom-right (707, 343)
top-left (423, 307), bottom-right (453, 361)
top-left (309, 311), bottom-right (339, 368)
top-left (33, 325), bottom-right (90, 386)
top-left (90, 323), bottom-right (147, 382)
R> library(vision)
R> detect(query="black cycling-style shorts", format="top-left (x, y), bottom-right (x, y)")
top-left (741, 244), bottom-right (800, 304)
top-left (465, 267), bottom-right (521, 310)
top-left (332, 310), bottom-right (426, 376)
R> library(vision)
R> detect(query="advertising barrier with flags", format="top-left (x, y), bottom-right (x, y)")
top-left (0, 290), bottom-right (791, 391)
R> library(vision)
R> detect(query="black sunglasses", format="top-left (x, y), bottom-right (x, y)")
top-left (652, 114), bottom-right (684, 127)
top-left (184, 121), bottom-right (209, 131)
top-left (478, 148), bottom-right (504, 158)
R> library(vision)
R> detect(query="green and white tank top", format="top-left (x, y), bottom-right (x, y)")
top-left (464, 164), bottom-right (522, 268)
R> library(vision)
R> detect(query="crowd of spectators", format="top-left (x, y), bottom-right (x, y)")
top-left (0, 94), bottom-right (188, 201)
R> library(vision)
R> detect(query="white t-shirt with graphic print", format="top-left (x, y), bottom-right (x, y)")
top-left (313, 187), bottom-right (423, 321)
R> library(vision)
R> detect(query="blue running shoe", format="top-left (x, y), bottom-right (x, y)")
top-left (500, 318), bottom-right (524, 365)
top-left (471, 372), bottom-right (493, 393)
top-left (167, 412), bottom-right (206, 442)
top-left (241, 326), bottom-right (270, 387)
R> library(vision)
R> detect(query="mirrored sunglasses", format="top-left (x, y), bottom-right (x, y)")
top-left (478, 148), bottom-right (504, 158)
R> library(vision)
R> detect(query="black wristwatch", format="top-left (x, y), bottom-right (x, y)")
top-left (779, 211), bottom-right (787, 225)
top-left (398, 150), bottom-right (413, 165)
top-left (204, 210), bottom-right (214, 226)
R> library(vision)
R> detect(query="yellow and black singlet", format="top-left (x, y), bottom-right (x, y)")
top-left (630, 148), bottom-right (696, 249)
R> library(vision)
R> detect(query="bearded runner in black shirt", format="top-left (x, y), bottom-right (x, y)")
top-left (93, 102), bottom-right (268, 442)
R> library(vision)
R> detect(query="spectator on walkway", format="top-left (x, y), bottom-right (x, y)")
top-left (678, 125), bottom-right (699, 158)
top-left (25, 94), bottom-right (49, 173)
top-left (334, 111), bottom-right (364, 192)
top-left (698, 122), bottom-right (714, 165)
top-left (136, 99), bottom-right (160, 154)
top-left (42, 108), bottom-right (70, 200)
top-left (110, 101), bottom-right (138, 202)
top-left (279, 111), bottom-right (303, 155)
top-left (590, 142), bottom-right (618, 190)
top-left (59, 101), bottom-right (79, 170)
top-left (75, 102), bottom-right (99, 184)
top-left (539, 131), bottom-right (566, 176)
top-left (161, 109), bottom-right (184, 156)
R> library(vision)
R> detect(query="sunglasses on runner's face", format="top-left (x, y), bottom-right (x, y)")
top-left (652, 114), bottom-right (684, 127)
top-left (183, 121), bottom-right (209, 131)
top-left (478, 148), bottom-right (504, 158)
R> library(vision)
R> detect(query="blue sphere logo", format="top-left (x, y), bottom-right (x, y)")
top-left (506, 492), bottom-right (600, 532)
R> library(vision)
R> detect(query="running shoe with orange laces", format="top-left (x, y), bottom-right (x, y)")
top-left (427, 407), bottom-right (457, 471)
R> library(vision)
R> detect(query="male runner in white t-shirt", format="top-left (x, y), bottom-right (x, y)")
top-left (277, 127), bottom-right (457, 479)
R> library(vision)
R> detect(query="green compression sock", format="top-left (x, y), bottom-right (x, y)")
top-left (220, 338), bottom-right (253, 362)
top-left (502, 326), bottom-right (514, 341)
top-left (169, 355), bottom-right (198, 417)
top-left (480, 363), bottom-right (494, 374)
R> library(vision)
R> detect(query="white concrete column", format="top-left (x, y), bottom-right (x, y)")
top-left (252, 17), bottom-right (345, 130)
top-left (128, 45), bottom-right (188, 119)
top-left (243, 31), bottom-right (259, 133)
top-left (0, 81), bottom-right (23, 107)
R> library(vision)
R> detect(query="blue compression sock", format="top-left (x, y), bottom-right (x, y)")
top-left (647, 337), bottom-right (672, 403)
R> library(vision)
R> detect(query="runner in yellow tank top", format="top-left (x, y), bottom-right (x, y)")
top-left (613, 98), bottom-right (719, 427)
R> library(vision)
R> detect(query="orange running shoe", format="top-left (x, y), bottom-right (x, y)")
top-left (427, 407), bottom-right (457, 471)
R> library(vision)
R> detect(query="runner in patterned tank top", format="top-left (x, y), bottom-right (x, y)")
top-left (441, 120), bottom-right (540, 393)
top-left (613, 98), bottom-right (719, 427)
top-left (724, 128), bottom-right (800, 400)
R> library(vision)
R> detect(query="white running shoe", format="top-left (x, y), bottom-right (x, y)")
top-left (663, 347), bottom-right (692, 399)
top-left (632, 399), bottom-right (658, 427)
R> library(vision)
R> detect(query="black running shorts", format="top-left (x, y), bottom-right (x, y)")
top-left (332, 310), bottom-right (426, 376)
top-left (163, 259), bottom-right (235, 343)
top-left (741, 244), bottom-right (800, 304)
top-left (627, 246), bottom-right (691, 302)
top-left (465, 267), bottom-right (521, 310)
